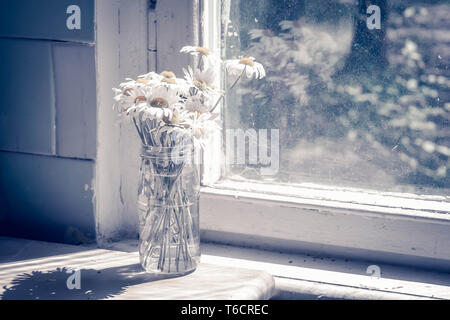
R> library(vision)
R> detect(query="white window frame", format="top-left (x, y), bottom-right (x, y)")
top-left (197, 0), bottom-right (450, 271)
top-left (95, 0), bottom-right (450, 271)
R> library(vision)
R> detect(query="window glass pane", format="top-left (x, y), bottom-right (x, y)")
top-left (222, 0), bottom-right (450, 196)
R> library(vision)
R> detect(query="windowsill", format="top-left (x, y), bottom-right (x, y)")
top-left (199, 180), bottom-right (450, 271)
top-left (1, 237), bottom-right (449, 300)
top-left (202, 179), bottom-right (450, 218)
top-left (0, 236), bottom-right (274, 300)
top-left (108, 239), bottom-right (450, 299)
top-left (200, 242), bottom-right (450, 300)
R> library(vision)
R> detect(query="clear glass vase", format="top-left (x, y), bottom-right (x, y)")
top-left (137, 143), bottom-right (201, 275)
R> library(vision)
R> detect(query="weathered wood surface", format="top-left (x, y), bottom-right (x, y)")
top-left (0, 237), bottom-right (275, 300)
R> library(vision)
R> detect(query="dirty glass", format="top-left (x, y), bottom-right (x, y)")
top-left (222, 0), bottom-right (450, 196)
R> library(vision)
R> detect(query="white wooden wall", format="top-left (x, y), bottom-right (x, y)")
top-left (95, 0), bottom-right (200, 245)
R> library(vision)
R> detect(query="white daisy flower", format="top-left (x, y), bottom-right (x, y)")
top-left (137, 71), bottom-right (164, 85)
top-left (145, 85), bottom-right (183, 121)
top-left (113, 85), bottom-right (148, 113)
top-left (148, 86), bottom-right (181, 108)
top-left (184, 93), bottom-right (214, 113)
top-left (118, 77), bottom-right (149, 90)
top-left (180, 45), bottom-right (211, 56)
top-left (225, 57), bottom-right (266, 79)
top-left (155, 74), bottom-right (191, 96)
top-left (179, 110), bottom-right (221, 139)
top-left (180, 45), bottom-right (221, 70)
top-left (183, 66), bottom-right (217, 92)
top-left (124, 85), bottom-right (182, 122)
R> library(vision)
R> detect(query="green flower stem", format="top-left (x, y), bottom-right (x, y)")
top-left (210, 66), bottom-right (247, 113)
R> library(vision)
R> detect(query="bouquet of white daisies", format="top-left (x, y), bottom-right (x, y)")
top-left (112, 46), bottom-right (265, 274)
top-left (113, 45), bottom-right (265, 147)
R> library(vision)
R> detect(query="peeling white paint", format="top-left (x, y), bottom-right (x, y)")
top-left (95, 0), bottom-right (148, 244)
top-left (94, 0), bottom-right (200, 245)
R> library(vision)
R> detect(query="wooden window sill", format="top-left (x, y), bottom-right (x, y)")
top-left (0, 237), bottom-right (274, 300)
top-left (2, 237), bottom-right (449, 300)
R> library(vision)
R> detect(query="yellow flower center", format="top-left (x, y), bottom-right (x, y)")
top-left (160, 70), bottom-right (176, 78)
top-left (193, 80), bottom-right (208, 91)
top-left (161, 78), bottom-right (176, 84)
top-left (150, 98), bottom-right (169, 108)
top-left (136, 78), bottom-right (148, 84)
top-left (196, 46), bottom-right (210, 55)
top-left (239, 57), bottom-right (254, 67)
top-left (134, 96), bottom-right (146, 103)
